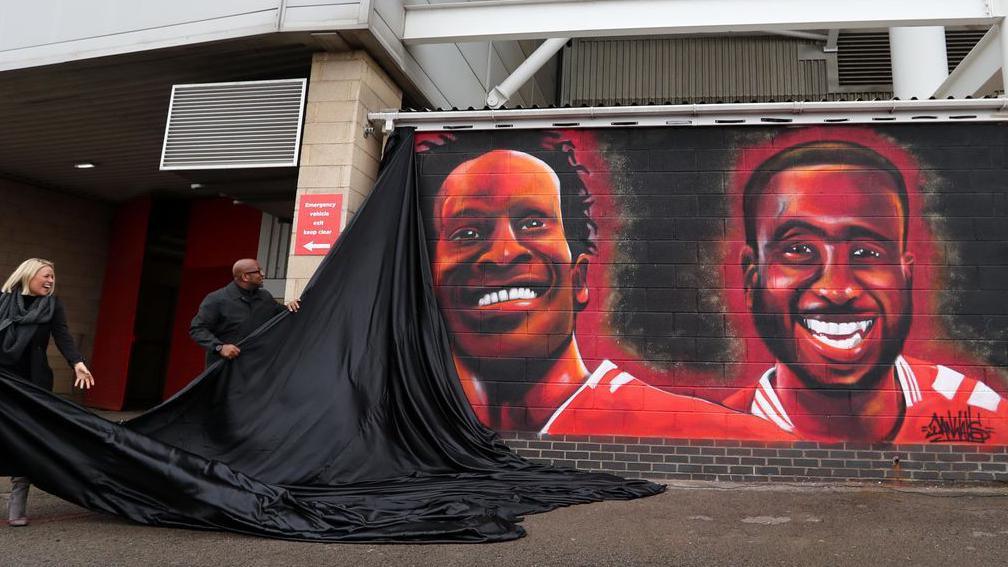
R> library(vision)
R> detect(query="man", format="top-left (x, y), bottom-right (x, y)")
top-left (725, 140), bottom-right (1007, 443)
top-left (423, 136), bottom-right (784, 439)
top-left (189, 258), bottom-right (299, 367)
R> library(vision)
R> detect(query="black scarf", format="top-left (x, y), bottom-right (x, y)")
top-left (0, 287), bottom-right (54, 367)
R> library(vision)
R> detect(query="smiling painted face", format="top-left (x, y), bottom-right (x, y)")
top-left (432, 150), bottom-right (589, 360)
top-left (743, 164), bottom-right (914, 388)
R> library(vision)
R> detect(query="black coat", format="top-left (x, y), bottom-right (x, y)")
top-left (0, 296), bottom-right (83, 391)
top-left (189, 282), bottom-right (284, 367)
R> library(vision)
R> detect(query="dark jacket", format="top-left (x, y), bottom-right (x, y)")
top-left (189, 282), bottom-right (284, 366)
top-left (0, 296), bottom-right (84, 391)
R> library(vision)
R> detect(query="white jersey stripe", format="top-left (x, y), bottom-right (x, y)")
top-left (931, 365), bottom-right (965, 401)
top-left (609, 372), bottom-right (634, 394)
top-left (905, 357), bottom-right (922, 404)
top-left (894, 356), bottom-right (920, 407)
top-left (967, 381), bottom-right (1002, 413)
top-left (759, 372), bottom-right (794, 428)
top-left (753, 388), bottom-right (795, 432)
top-left (539, 359), bottom-right (617, 435)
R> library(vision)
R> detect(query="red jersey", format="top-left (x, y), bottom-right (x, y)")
top-left (725, 356), bottom-right (1008, 444)
top-left (541, 360), bottom-right (793, 440)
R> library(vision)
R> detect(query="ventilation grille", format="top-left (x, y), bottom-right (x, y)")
top-left (836, 32), bottom-right (892, 88)
top-left (837, 30), bottom-right (988, 88)
top-left (946, 29), bottom-right (990, 70)
top-left (561, 36), bottom-right (828, 105)
top-left (161, 79), bottom-right (307, 170)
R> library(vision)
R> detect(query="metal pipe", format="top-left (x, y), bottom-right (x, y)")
top-left (890, 26), bottom-right (949, 98)
top-left (486, 38), bottom-right (568, 109)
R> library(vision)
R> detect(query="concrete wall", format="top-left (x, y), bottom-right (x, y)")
top-left (0, 179), bottom-right (113, 397)
top-left (414, 124), bottom-right (1008, 482)
top-left (285, 51), bottom-right (403, 301)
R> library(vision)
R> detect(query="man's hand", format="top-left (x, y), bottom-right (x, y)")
top-left (219, 344), bottom-right (241, 359)
top-left (73, 362), bottom-right (95, 389)
top-left (286, 299), bottom-right (301, 312)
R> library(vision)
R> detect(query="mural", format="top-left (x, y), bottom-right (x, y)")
top-left (416, 126), bottom-right (1008, 444)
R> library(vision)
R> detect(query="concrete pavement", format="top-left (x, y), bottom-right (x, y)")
top-left (3, 478), bottom-right (1008, 566)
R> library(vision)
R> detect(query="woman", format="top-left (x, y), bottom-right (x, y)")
top-left (0, 258), bottom-right (94, 527)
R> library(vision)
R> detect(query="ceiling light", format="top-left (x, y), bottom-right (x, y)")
top-left (73, 162), bottom-right (96, 169)
top-left (190, 183), bottom-right (204, 189)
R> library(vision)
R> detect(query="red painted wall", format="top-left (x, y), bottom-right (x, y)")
top-left (415, 126), bottom-right (1008, 446)
top-left (86, 197), bottom-right (151, 410)
top-left (161, 199), bottom-right (263, 398)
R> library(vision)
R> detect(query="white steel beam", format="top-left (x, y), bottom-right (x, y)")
top-left (403, 0), bottom-right (1001, 44)
top-left (890, 27), bottom-right (948, 99)
top-left (369, 99), bottom-right (1008, 132)
top-left (933, 25), bottom-right (1003, 98)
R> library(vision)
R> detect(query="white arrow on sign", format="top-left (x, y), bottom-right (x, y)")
top-left (303, 241), bottom-right (331, 252)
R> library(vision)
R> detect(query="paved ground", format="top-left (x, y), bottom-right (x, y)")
top-left (3, 478), bottom-right (1007, 566)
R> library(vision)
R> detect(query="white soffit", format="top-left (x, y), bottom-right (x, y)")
top-left (402, 0), bottom-right (1001, 44)
top-left (369, 99), bottom-right (1008, 132)
top-left (160, 79), bottom-right (307, 170)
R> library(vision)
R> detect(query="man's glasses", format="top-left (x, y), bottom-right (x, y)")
top-left (244, 269), bottom-right (264, 276)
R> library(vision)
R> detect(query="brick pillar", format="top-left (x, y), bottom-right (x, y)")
top-left (285, 51), bottom-right (402, 300)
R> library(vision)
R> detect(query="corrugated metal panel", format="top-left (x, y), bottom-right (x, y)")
top-left (160, 78), bottom-right (307, 170)
top-left (561, 36), bottom-right (829, 105)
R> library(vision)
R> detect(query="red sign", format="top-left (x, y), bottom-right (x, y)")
top-left (294, 193), bottom-right (343, 255)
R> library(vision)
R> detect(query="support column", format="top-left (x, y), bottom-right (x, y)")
top-left (285, 51), bottom-right (402, 301)
top-left (889, 26), bottom-right (949, 98)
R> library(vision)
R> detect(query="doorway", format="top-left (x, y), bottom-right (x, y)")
top-left (122, 199), bottom-right (190, 409)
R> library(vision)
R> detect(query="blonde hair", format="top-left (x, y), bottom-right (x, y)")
top-left (2, 258), bottom-right (56, 295)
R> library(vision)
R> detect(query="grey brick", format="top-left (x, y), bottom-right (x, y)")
top-left (663, 455), bottom-right (691, 464)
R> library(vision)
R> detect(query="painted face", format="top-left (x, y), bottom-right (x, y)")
top-left (28, 265), bottom-right (55, 296)
top-left (431, 150), bottom-right (589, 360)
top-left (744, 165), bottom-right (914, 388)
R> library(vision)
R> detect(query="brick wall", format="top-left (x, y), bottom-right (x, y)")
top-left (0, 178), bottom-right (113, 396)
top-left (502, 434), bottom-right (1008, 483)
top-left (417, 124), bottom-right (1008, 481)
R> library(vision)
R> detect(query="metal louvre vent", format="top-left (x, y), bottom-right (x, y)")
top-left (836, 30), bottom-right (988, 88)
top-left (946, 29), bottom-right (990, 71)
top-left (561, 36), bottom-right (828, 105)
top-left (160, 79), bottom-right (307, 170)
top-left (836, 32), bottom-right (892, 88)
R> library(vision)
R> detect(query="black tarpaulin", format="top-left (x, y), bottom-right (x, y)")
top-left (0, 128), bottom-right (663, 542)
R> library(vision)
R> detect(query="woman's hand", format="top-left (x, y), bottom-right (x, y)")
top-left (73, 362), bottom-right (95, 389)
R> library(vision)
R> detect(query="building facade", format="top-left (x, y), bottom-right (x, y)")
top-left (2, 0), bottom-right (1007, 481)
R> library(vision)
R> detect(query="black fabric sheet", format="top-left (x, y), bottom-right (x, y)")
top-left (0, 128), bottom-right (663, 542)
